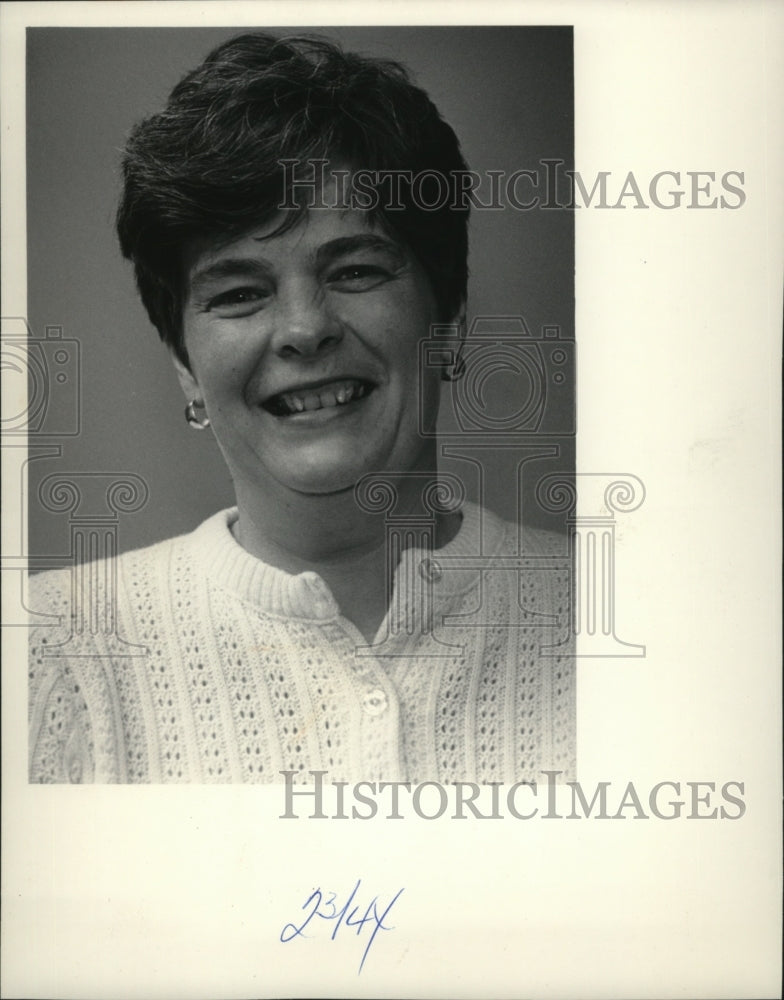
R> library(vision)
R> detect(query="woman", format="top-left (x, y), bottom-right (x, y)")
top-left (28, 33), bottom-right (575, 784)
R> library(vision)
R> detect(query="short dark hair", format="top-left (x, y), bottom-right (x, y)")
top-left (116, 32), bottom-right (470, 366)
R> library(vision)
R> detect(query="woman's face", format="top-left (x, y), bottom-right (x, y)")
top-left (175, 204), bottom-right (457, 500)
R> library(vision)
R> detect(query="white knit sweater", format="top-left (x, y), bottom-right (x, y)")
top-left (28, 503), bottom-right (575, 784)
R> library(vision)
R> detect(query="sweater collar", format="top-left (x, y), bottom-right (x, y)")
top-left (190, 500), bottom-right (506, 620)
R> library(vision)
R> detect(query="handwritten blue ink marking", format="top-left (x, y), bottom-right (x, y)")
top-left (280, 879), bottom-right (404, 973)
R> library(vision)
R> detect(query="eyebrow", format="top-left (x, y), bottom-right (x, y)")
top-left (189, 234), bottom-right (407, 294)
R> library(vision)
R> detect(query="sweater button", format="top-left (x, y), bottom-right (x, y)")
top-left (362, 688), bottom-right (388, 716)
top-left (419, 558), bottom-right (442, 582)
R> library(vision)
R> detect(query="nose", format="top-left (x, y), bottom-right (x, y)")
top-left (271, 280), bottom-right (343, 359)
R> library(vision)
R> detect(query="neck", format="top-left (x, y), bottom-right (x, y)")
top-left (231, 469), bottom-right (462, 640)
top-left (233, 468), bottom-right (459, 568)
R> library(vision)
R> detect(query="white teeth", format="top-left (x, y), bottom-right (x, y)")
top-left (336, 387), bottom-right (347, 404)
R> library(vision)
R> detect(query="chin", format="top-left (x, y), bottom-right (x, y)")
top-left (278, 449), bottom-right (380, 497)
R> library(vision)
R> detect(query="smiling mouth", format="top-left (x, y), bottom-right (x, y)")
top-left (262, 378), bottom-right (376, 416)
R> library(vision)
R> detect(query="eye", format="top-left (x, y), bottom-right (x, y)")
top-left (327, 264), bottom-right (392, 291)
top-left (206, 286), bottom-right (270, 315)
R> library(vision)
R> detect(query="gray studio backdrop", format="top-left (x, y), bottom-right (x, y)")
top-left (26, 26), bottom-right (574, 561)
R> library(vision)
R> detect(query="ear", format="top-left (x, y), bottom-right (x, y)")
top-left (452, 302), bottom-right (467, 349)
top-left (431, 300), bottom-right (466, 371)
top-left (170, 348), bottom-right (203, 404)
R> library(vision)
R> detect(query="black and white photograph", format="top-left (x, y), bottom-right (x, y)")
top-left (2, 2), bottom-right (781, 998)
top-left (22, 25), bottom-right (576, 787)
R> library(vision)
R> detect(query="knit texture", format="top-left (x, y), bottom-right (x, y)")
top-left (28, 503), bottom-right (575, 784)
